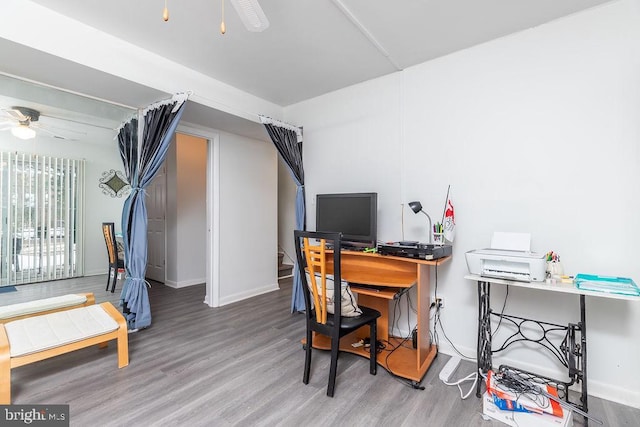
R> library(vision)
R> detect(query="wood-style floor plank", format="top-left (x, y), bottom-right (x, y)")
top-left (1, 277), bottom-right (638, 426)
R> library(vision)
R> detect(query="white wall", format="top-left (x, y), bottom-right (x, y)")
top-left (286, 72), bottom-right (404, 240)
top-left (218, 131), bottom-right (279, 305)
top-left (0, 132), bottom-right (124, 277)
top-left (165, 134), bottom-right (207, 287)
top-left (285, 0), bottom-right (640, 407)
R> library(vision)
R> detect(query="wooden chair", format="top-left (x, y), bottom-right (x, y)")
top-left (102, 222), bottom-right (124, 293)
top-left (294, 230), bottom-right (381, 397)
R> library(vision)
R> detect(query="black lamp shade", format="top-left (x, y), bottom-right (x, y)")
top-left (408, 201), bottom-right (423, 214)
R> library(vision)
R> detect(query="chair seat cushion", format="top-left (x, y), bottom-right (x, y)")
top-left (0, 294), bottom-right (87, 320)
top-left (5, 305), bottom-right (119, 357)
top-left (337, 306), bottom-right (381, 329)
top-left (306, 272), bottom-right (363, 317)
top-left (320, 306), bottom-right (381, 330)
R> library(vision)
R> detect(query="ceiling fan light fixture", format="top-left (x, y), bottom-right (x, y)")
top-left (220, 0), bottom-right (226, 35)
top-left (162, 0), bottom-right (169, 21)
top-left (11, 124), bottom-right (36, 140)
top-left (230, 0), bottom-right (269, 32)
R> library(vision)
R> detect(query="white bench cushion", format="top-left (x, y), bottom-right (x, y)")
top-left (0, 294), bottom-right (87, 320)
top-left (5, 305), bottom-right (118, 357)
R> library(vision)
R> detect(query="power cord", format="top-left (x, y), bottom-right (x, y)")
top-left (431, 264), bottom-right (476, 360)
top-left (382, 329), bottom-right (426, 390)
top-left (443, 371), bottom-right (478, 399)
top-left (439, 288), bottom-right (512, 402)
top-left (384, 298), bottom-right (425, 390)
top-left (491, 287), bottom-right (509, 338)
top-left (431, 264), bottom-right (481, 399)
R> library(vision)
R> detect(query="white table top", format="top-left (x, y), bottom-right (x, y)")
top-left (464, 274), bottom-right (640, 301)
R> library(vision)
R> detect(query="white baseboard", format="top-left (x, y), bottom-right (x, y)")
top-left (86, 271), bottom-right (204, 289)
top-left (218, 283), bottom-right (280, 306)
top-left (587, 377), bottom-right (640, 409)
top-left (84, 270), bottom-right (104, 277)
top-left (163, 278), bottom-right (205, 289)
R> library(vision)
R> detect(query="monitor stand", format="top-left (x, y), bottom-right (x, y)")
top-left (341, 241), bottom-right (373, 251)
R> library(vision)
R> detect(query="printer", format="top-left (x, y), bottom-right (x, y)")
top-left (465, 232), bottom-right (547, 282)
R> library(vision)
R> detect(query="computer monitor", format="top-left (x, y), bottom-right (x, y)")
top-left (315, 192), bottom-right (377, 248)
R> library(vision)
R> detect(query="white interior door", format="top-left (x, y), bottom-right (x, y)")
top-left (146, 164), bottom-right (166, 283)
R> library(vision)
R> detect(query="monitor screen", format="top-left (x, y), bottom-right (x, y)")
top-left (315, 192), bottom-right (377, 248)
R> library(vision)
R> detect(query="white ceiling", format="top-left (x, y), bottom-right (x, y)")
top-left (0, 0), bottom-right (616, 142)
top-left (24, 0), bottom-right (615, 107)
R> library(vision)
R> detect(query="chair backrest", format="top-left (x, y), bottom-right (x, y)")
top-left (102, 222), bottom-right (118, 264)
top-left (294, 230), bottom-right (343, 324)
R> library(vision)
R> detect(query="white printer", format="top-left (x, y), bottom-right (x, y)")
top-left (465, 232), bottom-right (547, 282)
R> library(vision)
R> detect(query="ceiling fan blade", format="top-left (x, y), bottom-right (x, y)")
top-left (33, 121), bottom-right (87, 136)
top-left (40, 114), bottom-right (113, 131)
top-left (38, 124), bottom-right (86, 141)
top-left (0, 109), bottom-right (20, 121)
top-left (2, 108), bottom-right (27, 121)
top-left (229, 0), bottom-right (269, 32)
top-left (34, 126), bottom-right (78, 141)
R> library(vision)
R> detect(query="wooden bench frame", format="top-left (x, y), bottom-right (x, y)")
top-left (0, 302), bottom-right (129, 404)
top-left (0, 292), bottom-right (96, 324)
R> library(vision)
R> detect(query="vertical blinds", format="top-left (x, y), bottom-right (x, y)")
top-left (0, 152), bottom-right (84, 286)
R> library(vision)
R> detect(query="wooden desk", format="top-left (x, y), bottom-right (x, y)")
top-left (311, 251), bottom-right (451, 385)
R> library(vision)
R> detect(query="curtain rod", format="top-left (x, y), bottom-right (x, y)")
top-left (186, 93), bottom-right (303, 140)
top-left (113, 91), bottom-right (303, 141)
top-left (115, 92), bottom-right (192, 134)
top-left (259, 115), bottom-right (303, 139)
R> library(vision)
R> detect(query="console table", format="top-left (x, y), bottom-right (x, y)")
top-left (465, 273), bottom-right (639, 421)
top-left (310, 251), bottom-right (451, 386)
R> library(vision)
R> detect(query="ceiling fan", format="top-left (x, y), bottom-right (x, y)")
top-left (0, 106), bottom-right (85, 140)
top-left (162, 0), bottom-right (269, 34)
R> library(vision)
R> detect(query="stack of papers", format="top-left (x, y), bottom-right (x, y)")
top-left (575, 274), bottom-right (639, 296)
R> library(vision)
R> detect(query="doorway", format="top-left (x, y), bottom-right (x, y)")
top-left (145, 131), bottom-right (217, 303)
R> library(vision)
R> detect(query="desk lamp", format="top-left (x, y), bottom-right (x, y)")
top-left (408, 201), bottom-right (432, 244)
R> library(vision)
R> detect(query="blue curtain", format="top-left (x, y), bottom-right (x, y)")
top-left (261, 120), bottom-right (305, 313)
top-left (117, 95), bottom-right (188, 330)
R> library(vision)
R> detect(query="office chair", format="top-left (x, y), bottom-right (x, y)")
top-left (102, 222), bottom-right (125, 293)
top-left (294, 230), bottom-right (381, 397)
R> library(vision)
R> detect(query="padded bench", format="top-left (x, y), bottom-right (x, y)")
top-left (0, 293), bottom-right (96, 324)
top-left (0, 302), bottom-right (128, 404)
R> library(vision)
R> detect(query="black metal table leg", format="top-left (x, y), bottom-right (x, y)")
top-left (476, 281), bottom-right (482, 398)
top-left (476, 280), bottom-right (491, 398)
top-left (469, 276), bottom-right (596, 424)
top-left (581, 294), bottom-right (589, 425)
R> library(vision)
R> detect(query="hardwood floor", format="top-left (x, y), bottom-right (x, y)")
top-left (1, 277), bottom-right (638, 426)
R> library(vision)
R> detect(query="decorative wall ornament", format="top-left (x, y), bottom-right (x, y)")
top-left (99, 169), bottom-right (131, 198)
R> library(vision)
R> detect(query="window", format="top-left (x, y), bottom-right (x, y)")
top-left (0, 152), bottom-right (84, 286)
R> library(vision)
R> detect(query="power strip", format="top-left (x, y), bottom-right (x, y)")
top-left (439, 356), bottom-right (461, 382)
